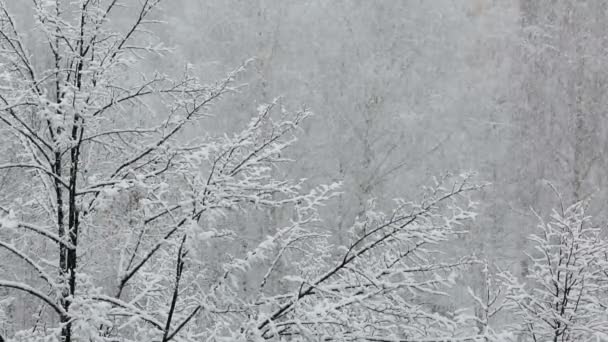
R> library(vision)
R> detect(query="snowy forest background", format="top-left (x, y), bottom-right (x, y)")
top-left (2, 1), bottom-right (608, 341)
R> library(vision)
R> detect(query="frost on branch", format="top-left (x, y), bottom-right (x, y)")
top-left (239, 174), bottom-right (482, 341)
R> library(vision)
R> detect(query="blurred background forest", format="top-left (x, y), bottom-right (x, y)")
top-left (3, 0), bottom-right (608, 338)
top-left (147, 0), bottom-right (608, 273)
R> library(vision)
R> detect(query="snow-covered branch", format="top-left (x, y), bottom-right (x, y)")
top-left (0, 281), bottom-right (66, 318)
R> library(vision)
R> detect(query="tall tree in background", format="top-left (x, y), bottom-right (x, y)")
top-left (515, 0), bottom-right (608, 208)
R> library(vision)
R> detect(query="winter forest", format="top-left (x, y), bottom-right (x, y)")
top-left (2, 0), bottom-right (608, 341)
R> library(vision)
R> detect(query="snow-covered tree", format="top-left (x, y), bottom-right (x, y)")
top-left (502, 201), bottom-right (608, 341)
top-left (466, 262), bottom-right (511, 341)
top-left (0, 1), bottom-right (486, 341)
